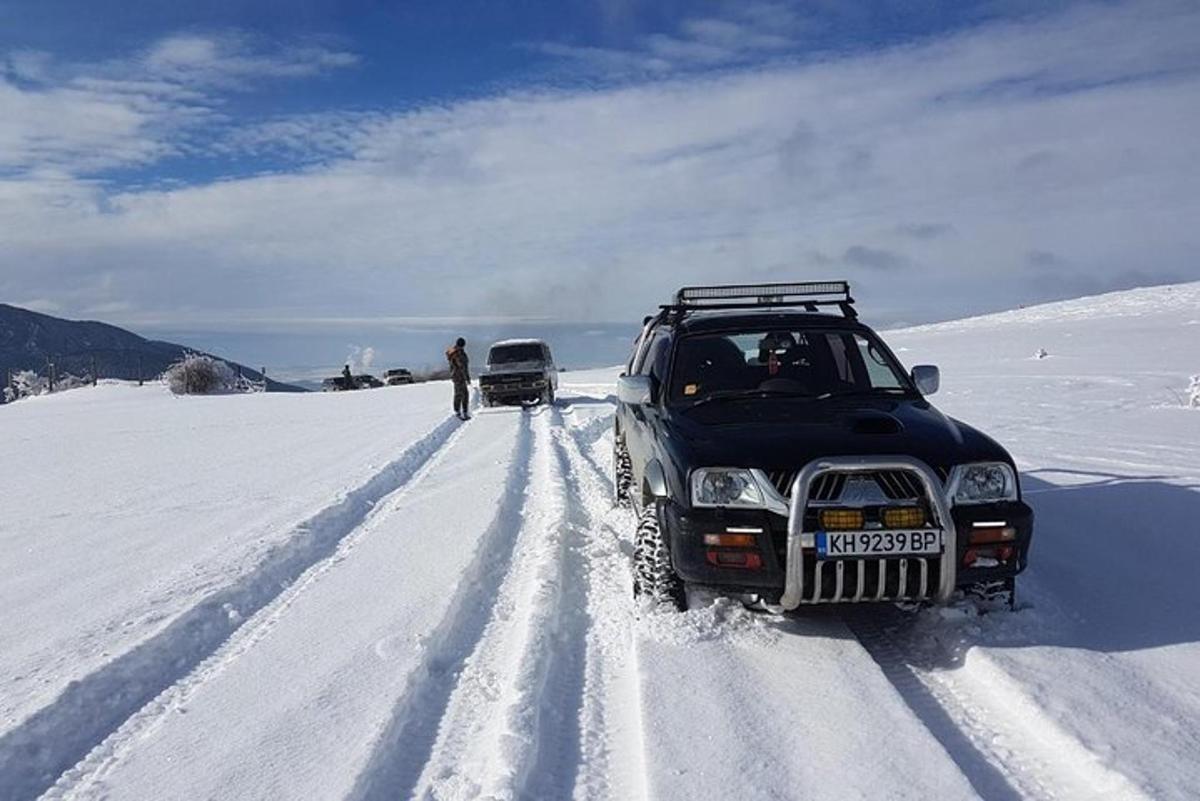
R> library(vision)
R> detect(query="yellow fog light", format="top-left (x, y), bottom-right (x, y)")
top-left (819, 509), bottom-right (864, 530)
top-left (882, 507), bottom-right (926, 529)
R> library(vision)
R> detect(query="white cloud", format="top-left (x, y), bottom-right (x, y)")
top-left (539, 0), bottom-right (810, 76)
top-left (0, 32), bottom-right (357, 174)
top-left (142, 34), bottom-right (358, 87)
top-left (1, 1), bottom-right (1199, 327)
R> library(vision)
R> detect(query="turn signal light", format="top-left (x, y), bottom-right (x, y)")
top-left (969, 526), bottom-right (1017, 545)
top-left (703, 533), bottom-right (758, 547)
top-left (706, 550), bottom-right (763, 570)
top-left (881, 507), bottom-right (925, 529)
top-left (819, 509), bottom-right (864, 530)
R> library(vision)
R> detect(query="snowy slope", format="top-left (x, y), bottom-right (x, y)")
top-left (2, 283), bottom-right (1199, 800)
top-left (0, 383), bottom-right (452, 734)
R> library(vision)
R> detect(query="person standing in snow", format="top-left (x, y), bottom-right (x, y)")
top-left (341, 363), bottom-right (355, 390)
top-left (447, 337), bottom-right (470, 420)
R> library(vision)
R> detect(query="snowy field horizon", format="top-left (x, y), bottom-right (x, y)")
top-left (149, 320), bottom-right (638, 387)
top-left (136, 279), bottom-right (1199, 387)
top-left (2, 281), bottom-right (1199, 800)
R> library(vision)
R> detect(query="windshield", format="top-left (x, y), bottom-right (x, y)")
top-left (669, 329), bottom-right (909, 404)
top-left (488, 343), bottom-right (544, 364)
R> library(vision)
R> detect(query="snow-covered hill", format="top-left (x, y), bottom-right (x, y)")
top-left (1, 283), bottom-right (1198, 800)
top-left (0, 303), bottom-right (303, 394)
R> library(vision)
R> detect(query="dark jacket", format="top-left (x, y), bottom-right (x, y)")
top-left (446, 346), bottom-right (469, 382)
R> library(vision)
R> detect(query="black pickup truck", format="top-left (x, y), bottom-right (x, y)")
top-left (613, 281), bottom-right (1033, 611)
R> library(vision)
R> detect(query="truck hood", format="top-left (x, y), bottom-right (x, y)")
top-left (483, 360), bottom-right (546, 376)
top-left (665, 398), bottom-right (1012, 475)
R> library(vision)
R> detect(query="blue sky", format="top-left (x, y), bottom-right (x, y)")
top-left (1, 0), bottom-right (1074, 184)
top-left (2, 0), bottom-right (1198, 336)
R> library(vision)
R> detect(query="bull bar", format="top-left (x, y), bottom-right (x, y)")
top-left (778, 455), bottom-right (958, 610)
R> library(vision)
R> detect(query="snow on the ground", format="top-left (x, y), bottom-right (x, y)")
top-left (2, 282), bottom-right (1199, 801)
top-left (0, 382), bottom-right (452, 734)
top-left (881, 281), bottom-right (1200, 800)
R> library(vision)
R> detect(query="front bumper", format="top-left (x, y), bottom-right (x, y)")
top-left (952, 501), bottom-right (1034, 585)
top-left (663, 458), bottom-right (1034, 608)
top-left (664, 503), bottom-right (788, 597)
top-left (481, 377), bottom-right (548, 400)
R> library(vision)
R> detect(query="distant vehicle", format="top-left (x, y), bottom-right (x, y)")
top-left (384, 368), bottom-right (415, 385)
top-left (321, 376), bottom-right (354, 392)
top-left (320, 374), bottom-right (382, 391)
top-left (479, 339), bottom-right (558, 407)
top-left (614, 281), bottom-right (1033, 612)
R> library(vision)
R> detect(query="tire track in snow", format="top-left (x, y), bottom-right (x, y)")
top-left (558, 402), bottom-right (615, 452)
top-left (344, 410), bottom-right (535, 801)
top-left (553, 403), bottom-right (650, 801)
top-left (845, 608), bottom-right (1153, 801)
top-left (398, 408), bottom-right (584, 801)
top-left (505, 409), bottom-right (598, 801)
top-left (843, 610), bottom-right (1025, 801)
top-left (0, 414), bottom-right (464, 801)
top-left (559, 405), bottom-right (618, 492)
top-left (376, 404), bottom-right (617, 801)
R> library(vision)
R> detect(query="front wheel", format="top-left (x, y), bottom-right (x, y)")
top-left (633, 500), bottom-right (686, 611)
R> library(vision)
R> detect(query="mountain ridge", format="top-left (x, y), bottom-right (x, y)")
top-left (0, 303), bottom-right (304, 393)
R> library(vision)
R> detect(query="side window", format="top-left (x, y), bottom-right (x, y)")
top-left (649, 334), bottom-right (672, 383)
top-left (638, 332), bottom-right (671, 382)
top-left (631, 328), bottom-right (658, 375)
top-left (854, 334), bottom-right (903, 389)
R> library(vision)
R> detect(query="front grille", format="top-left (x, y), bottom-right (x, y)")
top-left (776, 460), bottom-right (952, 607)
top-left (482, 372), bottom-right (541, 386)
top-left (798, 556), bottom-right (940, 603)
top-left (768, 469), bottom-right (929, 501)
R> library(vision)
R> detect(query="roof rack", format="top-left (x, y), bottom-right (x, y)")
top-left (662, 280), bottom-right (857, 319)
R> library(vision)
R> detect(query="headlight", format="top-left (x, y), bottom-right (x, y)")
top-left (949, 462), bottom-right (1017, 504)
top-left (691, 468), bottom-right (765, 508)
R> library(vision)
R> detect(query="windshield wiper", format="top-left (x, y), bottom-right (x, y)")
top-left (815, 387), bottom-right (908, 400)
top-left (683, 389), bottom-right (818, 409)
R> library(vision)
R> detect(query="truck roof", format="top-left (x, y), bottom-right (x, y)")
top-left (489, 338), bottom-right (547, 348)
top-left (669, 309), bottom-right (872, 335)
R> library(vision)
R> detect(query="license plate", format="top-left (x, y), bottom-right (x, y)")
top-left (816, 530), bottom-right (943, 559)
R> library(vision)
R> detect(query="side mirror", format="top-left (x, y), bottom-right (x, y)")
top-left (617, 374), bottom-right (654, 405)
top-left (911, 365), bottom-right (940, 396)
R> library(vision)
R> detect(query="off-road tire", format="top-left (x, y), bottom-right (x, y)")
top-left (633, 500), bottom-right (686, 611)
top-left (542, 386), bottom-right (555, 405)
top-left (613, 439), bottom-right (633, 506)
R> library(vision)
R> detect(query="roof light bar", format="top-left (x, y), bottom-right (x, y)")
top-left (676, 281), bottom-right (850, 305)
top-left (662, 280), bottom-right (856, 318)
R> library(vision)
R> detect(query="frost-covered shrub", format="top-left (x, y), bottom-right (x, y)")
top-left (1189, 375), bottom-right (1200, 408)
top-left (3, 370), bottom-right (46, 402)
top-left (1, 370), bottom-right (90, 403)
top-left (165, 354), bottom-right (239, 395)
top-left (54, 373), bottom-right (93, 392)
